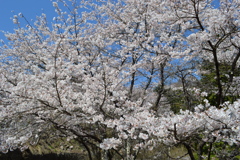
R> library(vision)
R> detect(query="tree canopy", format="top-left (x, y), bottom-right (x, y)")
top-left (0, 0), bottom-right (239, 159)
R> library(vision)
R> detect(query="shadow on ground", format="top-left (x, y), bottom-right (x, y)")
top-left (0, 149), bottom-right (85, 160)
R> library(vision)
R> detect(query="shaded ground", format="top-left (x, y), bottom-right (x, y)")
top-left (0, 149), bottom-right (85, 160)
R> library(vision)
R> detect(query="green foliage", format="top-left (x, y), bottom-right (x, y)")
top-left (164, 89), bottom-right (188, 113)
top-left (200, 60), bottom-right (240, 106)
top-left (207, 93), bottom-right (239, 106)
top-left (212, 142), bottom-right (240, 160)
top-left (161, 87), bottom-right (200, 113)
top-left (200, 60), bottom-right (231, 88)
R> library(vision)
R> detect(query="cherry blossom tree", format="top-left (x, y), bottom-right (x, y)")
top-left (0, 0), bottom-right (239, 159)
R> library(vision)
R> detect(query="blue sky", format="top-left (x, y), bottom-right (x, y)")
top-left (0, 0), bottom-right (220, 42)
top-left (0, 0), bottom-right (56, 41)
